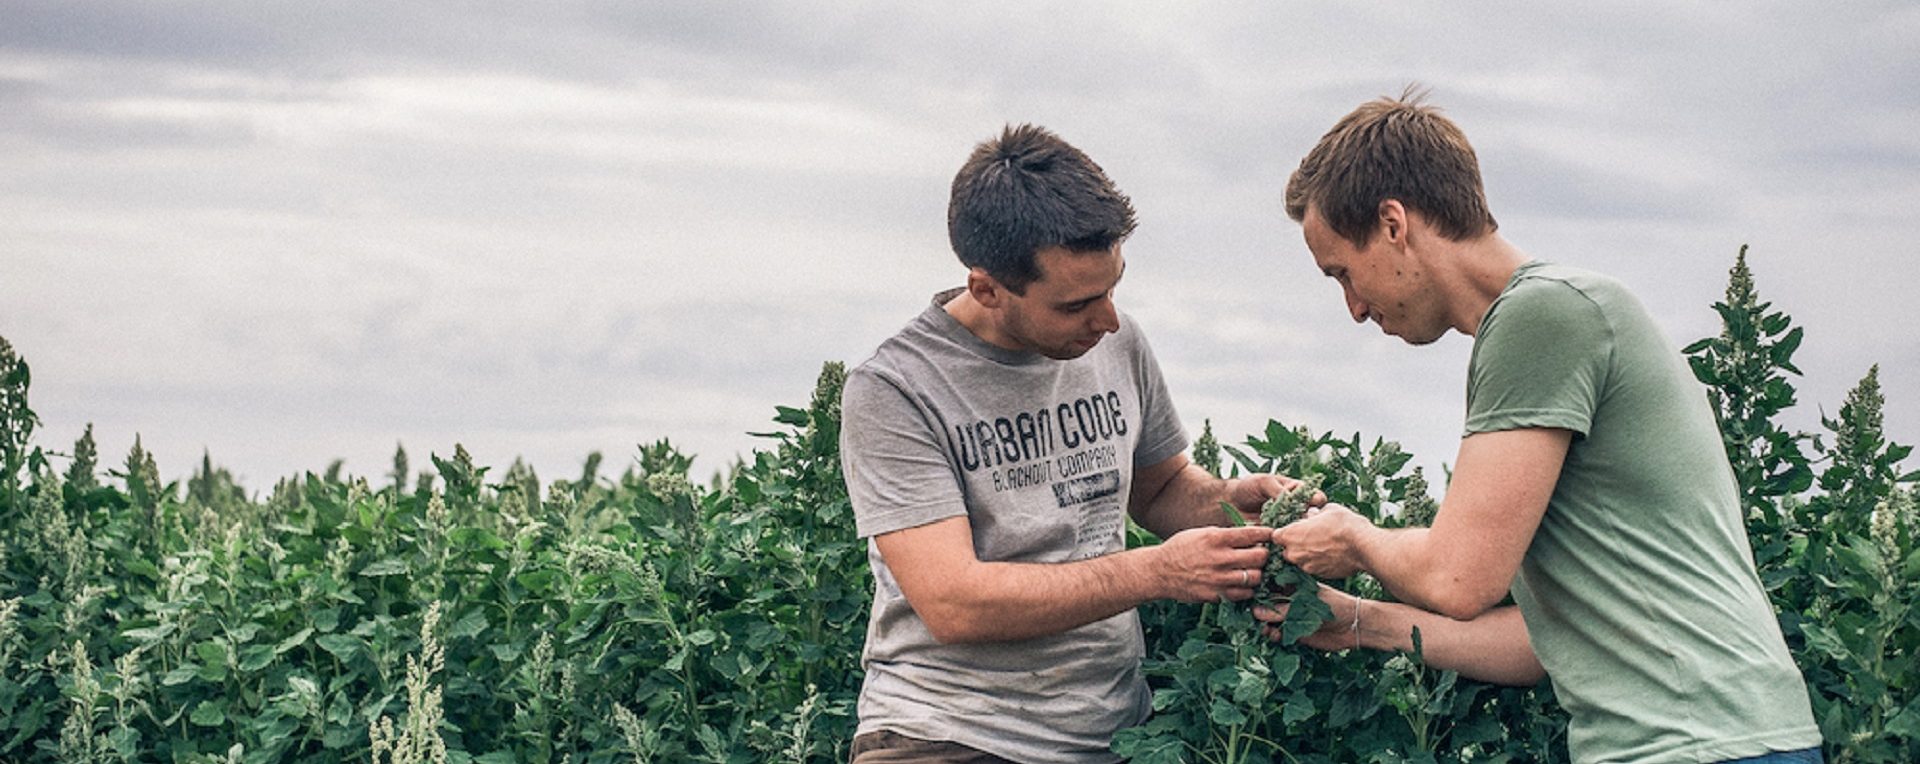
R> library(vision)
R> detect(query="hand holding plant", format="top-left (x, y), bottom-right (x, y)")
top-left (1272, 503), bottom-right (1374, 579)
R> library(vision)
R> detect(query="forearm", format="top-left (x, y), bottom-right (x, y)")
top-left (1132, 464), bottom-right (1237, 538)
top-left (917, 546), bottom-right (1166, 643)
top-left (1353, 526), bottom-right (1508, 620)
top-left (1350, 600), bottom-right (1545, 686)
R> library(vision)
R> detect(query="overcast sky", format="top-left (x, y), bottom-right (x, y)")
top-left (4, 2), bottom-right (1916, 493)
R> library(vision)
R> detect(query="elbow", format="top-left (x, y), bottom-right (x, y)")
top-left (916, 602), bottom-right (990, 645)
top-left (1428, 584), bottom-right (1507, 622)
top-left (922, 616), bottom-right (975, 645)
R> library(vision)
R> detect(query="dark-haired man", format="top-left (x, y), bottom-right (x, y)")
top-left (1267, 90), bottom-right (1823, 763)
top-left (840, 124), bottom-right (1307, 763)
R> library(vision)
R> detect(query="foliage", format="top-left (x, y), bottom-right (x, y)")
top-left (0, 361), bottom-right (867, 763)
top-left (1116, 424), bottom-right (1567, 764)
top-left (0, 246), bottom-right (1914, 761)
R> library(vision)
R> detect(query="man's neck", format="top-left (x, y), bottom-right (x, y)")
top-left (1436, 233), bottom-right (1531, 337)
top-left (944, 289), bottom-right (1002, 346)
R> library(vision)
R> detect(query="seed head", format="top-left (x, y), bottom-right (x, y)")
top-left (1261, 474), bottom-right (1324, 528)
top-left (1193, 420), bottom-right (1222, 478)
top-left (1871, 489), bottom-right (1913, 556)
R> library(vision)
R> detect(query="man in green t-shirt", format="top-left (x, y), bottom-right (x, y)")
top-left (1263, 88), bottom-right (1824, 763)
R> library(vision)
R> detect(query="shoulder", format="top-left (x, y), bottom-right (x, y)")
top-left (1109, 311), bottom-right (1156, 357)
top-left (1489, 264), bottom-right (1622, 328)
top-left (1509, 264), bottom-right (1633, 308)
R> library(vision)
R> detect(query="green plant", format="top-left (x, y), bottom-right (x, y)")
top-left (0, 243), bottom-right (1912, 761)
top-left (1115, 422), bottom-right (1566, 763)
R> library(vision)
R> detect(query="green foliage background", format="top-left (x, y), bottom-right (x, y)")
top-left (0, 248), bottom-right (1914, 763)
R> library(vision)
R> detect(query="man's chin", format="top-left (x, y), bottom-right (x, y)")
top-left (1046, 339), bottom-right (1101, 360)
top-left (1401, 329), bottom-right (1447, 346)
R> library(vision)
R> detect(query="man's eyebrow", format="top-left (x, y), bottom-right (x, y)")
top-left (1054, 261), bottom-right (1126, 308)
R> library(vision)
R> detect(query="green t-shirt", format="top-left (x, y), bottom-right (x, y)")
top-left (1466, 262), bottom-right (1820, 763)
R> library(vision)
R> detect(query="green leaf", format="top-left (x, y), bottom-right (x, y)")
top-left (685, 629), bottom-right (718, 646)
top-left (229, 621), bottom-right (262, 644)
top-left (1282, 690), bottom-right (1317, 724)
top-left (108, 726), bottom-right (139, 758)
top-left (359, 558), bottom-right (410, 577)
top-left (1207, 696), bottom-right (1249, 727)
top-left (314, 634), bottom-right (360, 660)
top-left (196, 640), bottom-right (229, 668)
top-left (238, 645), bottom-right (275, 672)
top-left (1270, 650), bottom-right (1301, 686)
top-left (516, 569), bottom-right (560, 594)
top-left (1886, 701), bottom-right (1920, 739)
top-left (162, 666), bottom-right (199, 686)
top-left (1280, 583), bottom-right (1332, 645)
top-left (275, 627), bottom-right (314, 655)
top-left (122, 624), bottom-right (176, 643)
top-left (190, 700), bottom-right (226, 727)
top-left (447, 609), bottom-right (488, 641)
top-left (773, 405), bottom-right (811, 426)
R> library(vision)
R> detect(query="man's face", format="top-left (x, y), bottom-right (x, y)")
top-left (1300, 205), bottom-right (1447, 345)
top-left (997, 245), bottom-right (1126, 360)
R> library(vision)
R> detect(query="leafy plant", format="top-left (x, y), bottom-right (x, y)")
top-left (0, 244), bottom-right (1912, 761)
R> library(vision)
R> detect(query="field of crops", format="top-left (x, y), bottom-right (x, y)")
top-left (1, 249), bottom-right (1914, 763)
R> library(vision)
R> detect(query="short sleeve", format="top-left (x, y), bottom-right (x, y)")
top-left (1126, 319), bottom-right (1189, 468)
top-left (1464, 278), bottom-right (1612, 437)
top-left (839, 368), bottom-right (968, 538)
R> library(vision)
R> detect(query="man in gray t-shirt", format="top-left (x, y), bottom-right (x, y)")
top-left (841, 124), bottom-right (1311, 763)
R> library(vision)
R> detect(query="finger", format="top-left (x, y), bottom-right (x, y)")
top-left (1309, 491), bottom-right (1329, 507)
top-left (1219, 585), bottom-right (1256, 602)
top-left (1216, 525), bottom-right (1278, 546)
top-left (1222, 565), bottom-right (1264, 588)
top-left (1221, 547), bottom-right (1270, 569)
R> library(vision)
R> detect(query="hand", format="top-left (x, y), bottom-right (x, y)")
top-left (1224, 474), bottom-right (1328, 525)
top-left (1253, 586), bottom-right (1364, 651)
top-left (1272, 503), bottom-right (1372, 579)
top-left (1152, 525), bottom-right (1274, 603)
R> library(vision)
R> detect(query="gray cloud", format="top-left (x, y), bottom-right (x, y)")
top-left (3, 2), bottom-right (1915, 487)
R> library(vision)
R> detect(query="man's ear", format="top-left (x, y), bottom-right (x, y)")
top-left (966, 267), bottom-right (1005, 308)
top-left (1377, 199), bottom-right (1409, 245)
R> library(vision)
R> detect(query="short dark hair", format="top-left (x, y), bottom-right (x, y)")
top-left (1285, 85), bottom-right (1497, 247)
top-left (948, 124), bottom-right (1137, 293)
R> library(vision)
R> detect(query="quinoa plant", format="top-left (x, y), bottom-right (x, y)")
top-left (0, 247), bottom-right (1914, 763)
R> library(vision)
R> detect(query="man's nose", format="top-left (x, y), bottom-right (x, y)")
top-left (1092, 298), bottom-right (1121, 334)
top-left (1344, 288), bottom-right (1369, 324)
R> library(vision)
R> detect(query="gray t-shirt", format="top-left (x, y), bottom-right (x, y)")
top-left (840, 289), bottom-right (1189, 764)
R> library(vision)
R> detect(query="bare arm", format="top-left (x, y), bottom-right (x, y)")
top-left (876, 516), bottom-right (1274, 643)
top-left (1129, 453), bottom-right (1311, 538)
top-left (1274, 428), bottom-right (1569, 620)
top-left (876, 452), bottom-right (1314, 644)
top-left (1257, 586), bottom-right (1545, 686)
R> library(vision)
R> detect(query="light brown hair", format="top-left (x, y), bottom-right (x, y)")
top-left (1284, 85), bottom-right (1497, 246)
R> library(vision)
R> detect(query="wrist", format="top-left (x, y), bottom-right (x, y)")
top-left (1126, 545), bottom-right (1175, 602)
top-left (1343, 520), bottom-right (1381, 575)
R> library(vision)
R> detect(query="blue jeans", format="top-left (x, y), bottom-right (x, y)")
top-left (1716, 748), bottom-right (1823, 764)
